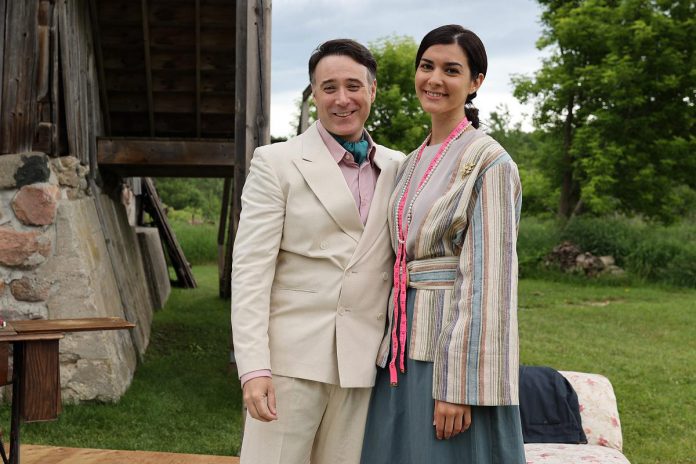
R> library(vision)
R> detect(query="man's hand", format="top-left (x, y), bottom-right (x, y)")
top-left (433, 400), bottom-right (471, 440)
top-left (243, 377), bottom-right (277, 422)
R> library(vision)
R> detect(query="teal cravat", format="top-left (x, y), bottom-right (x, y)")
top-left (333, 135), bottom-right (369, 165)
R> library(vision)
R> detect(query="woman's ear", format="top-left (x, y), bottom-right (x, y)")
top-left (470, 73), bottom-right (485, 95)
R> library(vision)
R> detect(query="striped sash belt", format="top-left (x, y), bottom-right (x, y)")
top-left (406, 257), bottom-right (459, 289)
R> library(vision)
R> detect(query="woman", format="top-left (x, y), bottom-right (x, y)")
top-left (361, 25), bottom-right (525, 463)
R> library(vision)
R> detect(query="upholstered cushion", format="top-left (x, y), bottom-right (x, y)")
top-left (524, 443), bottom-right (630, 464)
top-left (560, 371), bottom-right (623, 452)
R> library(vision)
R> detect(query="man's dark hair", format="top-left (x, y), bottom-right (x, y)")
top-left (308, 39), bottom-right (377, 84)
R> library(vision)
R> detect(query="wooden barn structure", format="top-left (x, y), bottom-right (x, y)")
top-left (1, 0), bottom-right (271, 296)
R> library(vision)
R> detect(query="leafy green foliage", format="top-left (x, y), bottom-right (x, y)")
top-left (520, 215), bottom-right (696, 287)
top-left (514, 0), bottom-right (696, 222)
top-left (366, 35), bottom-right (430, 153)
top-left (486, 107), bottom-right (560, 216)
top-left (154, 178), bottom-right (224, 222)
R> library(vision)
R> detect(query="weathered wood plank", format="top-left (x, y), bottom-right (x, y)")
top-left (105, 69), bottom-right (234, 93)
top-left (142, 177), bottom-right (196, 288)
top-left (141, 0), bottom-right (155, 136)
top-left (222, 0), bottom-right (271, 297)
top-left (98, 138), bottom-right (234, 177)
top-left (10, 317), bottom-right (135, 334)
top-left (0, 0), bottom-right (6, 118)
top-left (20, 338), bottom-right (61, 422)
top-left (97, 1), bottom-right (234, 28)
top-left (195, 0), bottom-right (201, 136)
top-left (58, 0), bottom-right (105, 167)
top-left (1, 1), bottom-right (39, 154)
top-left (51, 2), bottom-right (66, 156)
top-left (21, 445), bottom-right (239, 464)
top-left (101, 50), bottom-right (232, 72)
top-left (88, 0), bottom-right (111, 136)
top-left (0, 342), bottom-right (9, 386)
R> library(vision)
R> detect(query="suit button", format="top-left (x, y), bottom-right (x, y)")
top-left (320, 241), bottom-right (328, 249)
top-left (338, 307), bottom-right (345, 316)
top-left (382, 272), bottom-right (389, 281)
top-left (377, 313), bottom-right (384, 320)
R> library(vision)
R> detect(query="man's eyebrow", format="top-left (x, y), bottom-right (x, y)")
top-left (319, 78), bottom-right (365, 86)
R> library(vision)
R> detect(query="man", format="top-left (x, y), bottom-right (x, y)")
top-left (231, 39), bottom-right (403, 464)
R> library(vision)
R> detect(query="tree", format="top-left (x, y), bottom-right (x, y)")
top-left (155, 178), bottom-right (223, 222)
top-left (487, 106), bottom-right (559, 216)
top-left (366, 35), bottom-right (430, 153)
top-left (514, 0), bottom-right (696, 222)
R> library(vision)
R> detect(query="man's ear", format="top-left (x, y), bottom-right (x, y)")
top-left (370, 79), bottom-right (377, 102)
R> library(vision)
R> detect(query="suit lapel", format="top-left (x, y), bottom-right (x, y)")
top-left (292, 125), bottom-right (363, 243)
top-left (348, 148), bottom-right (398, 266)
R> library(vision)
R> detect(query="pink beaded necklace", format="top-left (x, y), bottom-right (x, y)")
top-left (389, 117), bottom-right (471, 386)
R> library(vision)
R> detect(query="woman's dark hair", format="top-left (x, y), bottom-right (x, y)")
top-left (308, 39), bottom-right (377, 85)
top-left (415, 25), bottom-right (488, 128)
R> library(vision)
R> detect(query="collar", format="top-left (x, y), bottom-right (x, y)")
top-left (316, 120), bottom-right (376, 165)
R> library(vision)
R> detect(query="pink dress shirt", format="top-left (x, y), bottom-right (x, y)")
top-left (240, 121), bottom-right (382, 386)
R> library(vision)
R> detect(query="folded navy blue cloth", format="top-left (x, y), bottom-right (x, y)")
top-left (519, 365), bottom-right (588, 444)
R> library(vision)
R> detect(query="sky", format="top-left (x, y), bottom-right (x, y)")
top-left (269, 0), bottom-right (547, 138)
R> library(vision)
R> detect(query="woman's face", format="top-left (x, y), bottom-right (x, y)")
top-left (415, 43), bottom-right (483, 120)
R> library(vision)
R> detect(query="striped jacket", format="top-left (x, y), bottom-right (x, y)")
top-left (377, 129), bottom-right (522, 406)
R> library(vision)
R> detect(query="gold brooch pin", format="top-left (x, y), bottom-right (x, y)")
top-left (461, 163), bottom-right (475, 178)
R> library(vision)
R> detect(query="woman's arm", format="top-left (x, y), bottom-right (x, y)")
top-left (433, 154), bottom-right (522, 407)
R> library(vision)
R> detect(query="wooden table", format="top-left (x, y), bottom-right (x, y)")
top-left (0, 318), bottom-right (135, 464)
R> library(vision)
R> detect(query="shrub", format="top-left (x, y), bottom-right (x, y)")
top-left (560, 216), bottom-right (644, 265)
top-left (517, 217), bottom-right (561, 276)
top-left (625, 235), bottom-right (696, 288)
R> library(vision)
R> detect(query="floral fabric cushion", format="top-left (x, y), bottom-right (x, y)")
top-left (524, 443), bottom-right (630, 464)
top-left (559, 371), bottom-right (623, 451)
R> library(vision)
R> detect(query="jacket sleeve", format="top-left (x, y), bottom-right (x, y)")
top-left (432, 157), bottom-right (522, 406)
top-left (231, 148), bottom-right (286, 378)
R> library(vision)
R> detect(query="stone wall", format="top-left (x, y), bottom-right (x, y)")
top-left (0, 152), bottom-right (159, 402)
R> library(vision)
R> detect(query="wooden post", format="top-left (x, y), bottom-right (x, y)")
top-left (220, 0), bottom-right (271, 298)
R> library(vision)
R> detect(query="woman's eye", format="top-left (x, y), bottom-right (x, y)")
top-left (419, 63), bottom-right (432, 70)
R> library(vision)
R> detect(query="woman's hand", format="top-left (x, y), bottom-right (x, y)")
top-left (433, 400), bottom-right (472, 440)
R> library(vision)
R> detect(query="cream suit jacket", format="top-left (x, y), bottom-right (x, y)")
top-left (231, 123), bottom-right (403, 388)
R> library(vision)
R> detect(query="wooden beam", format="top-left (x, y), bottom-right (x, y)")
top-left (141, 0), bottom-right (155, 136)
top-left (87, 0), bottom-right (111, 136)
top-left (217, 177), bottom-right (232, 275)
top-left (221, 0), bottom-right (271, 297)
top-left (298, 84), bottom-right (311, 135)
top-left (0, 0), bottom-right (6, 121)
top-left (97, 137), bottom-right (234, 177)
top-left (142, 178), bottom-right (197, 288)
top-left (195, 0), bottom-right (201, 137)
top-left (1, 1), bottom-right (39, 154)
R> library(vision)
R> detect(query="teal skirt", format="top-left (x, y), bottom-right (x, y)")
top-left (360, 289), bottom-right (526, 464)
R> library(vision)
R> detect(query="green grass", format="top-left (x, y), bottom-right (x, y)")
top-left (170, 220), bottom-right (219, 265)
top-left (0, 265), bottom-right (243, 456)
top-left (2, 266), bottom-right (694, 463)
top-left (519, 279), bottom-right (696, 464)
